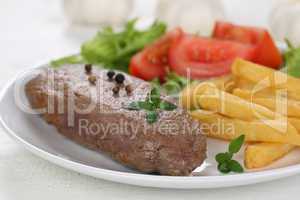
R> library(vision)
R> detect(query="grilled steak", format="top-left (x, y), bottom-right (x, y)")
top-left (25, 64), bottom-right (206, 176)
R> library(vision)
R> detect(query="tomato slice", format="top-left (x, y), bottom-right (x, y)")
top-left (213, 21), bottom-right (283, 68)
top-left (129, 28), bottom-right (184, 81)
top-left (168, 35), bottom-right (255, 79)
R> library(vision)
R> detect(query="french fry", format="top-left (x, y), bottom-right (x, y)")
top-left (209, 75), bottom-right (235, 92)
top-left (233, 88), bottom-right (300, 169)
top-left (289, 118), bottom-right (300, 131)
top-left (189, 110), bottom-right (235, 140)
top-left (191, 110), bottom-right (298, 169)
top-left (234, 77), bottom-right (256, 91)
top-left (245, 143), bottom-right (295, 169)
top-left (180, 82), bottom-right (200, 110)
top-left (232, 87), bottom-right (275, 99)
top-left (183, 60), bottom-right (300, 169)
top-left (190, 110), bottom-right (300, 146)
top-left (195, 83), bottom-right (279, 121)
top-left (232, 88), bottom-right (252, 99)
top-left (180, 76), bottom-right (234, 110)
top-left (245, 117), bottom-right (300, 169)
top-left (232, 59), bottom-right (300, 101)
top-left (233, 88), bottom-right (300, 118)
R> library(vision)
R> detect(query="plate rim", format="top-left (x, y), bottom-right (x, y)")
top-left (1, 61), bottom-right (300, 189)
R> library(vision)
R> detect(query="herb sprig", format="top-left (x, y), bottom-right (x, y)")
top-left (151, 72), bottom-right (193, 95)
top-left (126, 87), bottom-right (177, 123)
top-left (215, 135), bottom-right (245, 174)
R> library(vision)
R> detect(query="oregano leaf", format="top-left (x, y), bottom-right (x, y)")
top-left (146, 111), bottom-right (158, 124)
top-left (159, 101), bottom-right (177, 111)
top-left (228, 160), bottom-right (244, 173)
top-left (218, 162), bottom-right (231, 174)
top-left (150, 87), bottom-right (160, 107)
top-left (216, 135), bottom-right (245, 174)
top-left (126, 102), bottom-right (142, 110)
top-left (229, 135), bottom-right (245, 154)
top-left (215, 152), bottom-right (232, 164)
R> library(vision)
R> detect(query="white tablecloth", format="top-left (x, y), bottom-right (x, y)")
top-left (0, 0), bottom-right (299, 199)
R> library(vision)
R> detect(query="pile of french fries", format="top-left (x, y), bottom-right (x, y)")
top-left (180, 58), bottom-right (300, 169)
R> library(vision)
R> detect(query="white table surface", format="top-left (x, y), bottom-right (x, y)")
top-left (0, 0), bottom-right (299, 199)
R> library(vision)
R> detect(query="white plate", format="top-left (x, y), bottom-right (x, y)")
top-left (1, 64), bottom-right (300, 189)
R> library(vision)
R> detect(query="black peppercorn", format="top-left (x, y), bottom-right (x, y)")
top-left (115, 73), bottom-right (125, 84)
top-left (85, 64), bottom-right (92, 74)
top-left (107, 70), bottom-right (115, 80)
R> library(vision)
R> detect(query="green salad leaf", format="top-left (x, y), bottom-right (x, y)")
top-left (284, 39), bottom-right (300, 78)
top-left (51, 55), bottom-right (85, 68)
top-left (51, 19), bottom-right (166, 71)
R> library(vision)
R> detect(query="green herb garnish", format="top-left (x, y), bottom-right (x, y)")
top-left (127, 101), bottom-right (155, 111)
top-left (159, 101), bottom-right (177, 111)
top-left (51, 19), bottom-right (166, 71)
top-left (126, 87), bottom-right (177, 124)
top-left (150, 87), bottom-right (161, 107)
top-left (146, 111), bottom-right (158, 124)
top-left (284, 39), bottom-right (300, 78)
top-left (151, 72), bottom-right (193, 95)
top-left (215, 135), bottom-right (245, 174)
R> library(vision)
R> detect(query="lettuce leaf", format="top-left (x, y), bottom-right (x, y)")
top-left (284, 39), bottom-right (300, 78)
top-left (51, 19), bottom-right (166, 72)
top-left (51, 55), bottom-right (85, 68)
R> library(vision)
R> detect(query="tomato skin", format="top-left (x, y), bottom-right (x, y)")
top-left (129, 52), bottom-right (167, 81)
top-left (213, 21), bottom-right (283, 68)
top-left (129, 28), bottom-right (184, 81)
top-left (168, 35), bottom-right (256, 79)
top-left (252, 32), bottom-right (283, 69)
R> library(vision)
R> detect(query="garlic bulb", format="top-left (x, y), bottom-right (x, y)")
top-left (63, 0), bottom-right (133, 26)
top-left (269, 0), bottom-right (300, 46)
top-left (156, 0), bottom-right (224, 36)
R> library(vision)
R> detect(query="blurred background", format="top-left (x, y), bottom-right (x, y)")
top-left (0, 0), bottom-right (300, 83)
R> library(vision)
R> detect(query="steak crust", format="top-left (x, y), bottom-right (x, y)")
top-left (25, 65), bottom-right (206, 176)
